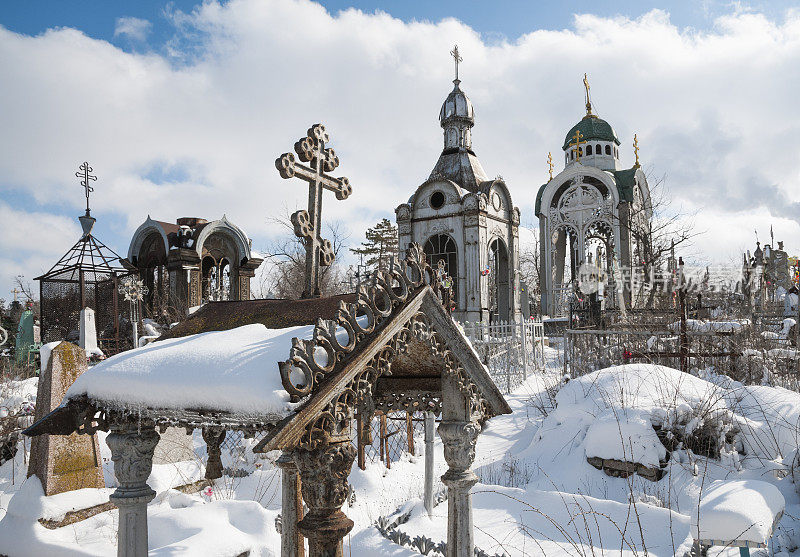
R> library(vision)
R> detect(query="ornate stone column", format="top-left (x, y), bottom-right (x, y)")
top-left (293, 442), bottom-right (356, 557)
top-left (202, 427), bottom-right (226, 480)
top-left (438, 420), bottom-right (480, 557)
top-left (106, 422), bottom-right (160, 557)
top-left (277, 451), bottom-right (305, 557)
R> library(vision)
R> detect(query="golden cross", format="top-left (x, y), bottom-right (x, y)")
top-left (633, 134), bottom-right (640, 167)
top-left (11, 288), bottom-right (21, 302)
top-left (583, 73), bottom-right (593, 116)
top-left (450, 45), bottom-right (463, 81)
top-left (547, 152), bottom-right (554, 180)
top-left (571, 130), bottom-right (585, 162)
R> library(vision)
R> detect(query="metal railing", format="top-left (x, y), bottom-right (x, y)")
top-left (461, 319), bottom-right (546, 393)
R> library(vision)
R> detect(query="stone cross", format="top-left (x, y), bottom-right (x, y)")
top-left (75, 161), bottom-right (97, 217)
top-left (276, 124), bottom-right (352, 298)
top-left (633, 133), bottom-right (640, 167)
top-left (450, 44), bottom-right (463, 81)
top-left (571, 129), bottom-right (586, 162)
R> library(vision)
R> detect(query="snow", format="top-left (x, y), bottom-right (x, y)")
top-left (693, 480), bottom-right (784, 544)
top-left (669, 319), bottom-right (749, 333)
top-left (4, 344), bottom-right (800, 556)
top-left (66, 324), bottom-right (304, 417)
top-left (555, 363), bottom-right (725, 415)
top-left (39, 341), bottom-right (62, 374)
top-left (0, 377), bottom-right (37, 418)
top-left (585, 408), bottom-right (666, 467)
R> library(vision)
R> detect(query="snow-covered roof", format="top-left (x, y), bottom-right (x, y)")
top-left (66, 324), bottom-right (302, 418)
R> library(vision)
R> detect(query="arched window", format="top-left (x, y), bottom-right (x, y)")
top-left (605, 145), bottom-right (611, 155)
top-left (586, 145), bottom-right (593, 156)
top-left (424, 234), bottom-right (458, 304)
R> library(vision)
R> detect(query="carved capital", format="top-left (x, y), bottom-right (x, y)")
top-left (107, 423), bottom-right (160, 501)
top-left (438, 420), bottom-right (479, 483)
top-left (294, 442), bottom-right (356, 556)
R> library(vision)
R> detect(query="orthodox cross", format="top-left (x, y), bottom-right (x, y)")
top-left (570, 130), bottom-right (586, 162)
top-left (633, 134), bottom-right (640, 167)
top-left (11, 287), bottom-right (21, 302)
top-left (583, 73), bottom-right (593, 116)
top-left (75, 162), bottom-right (97, 216)
top-left (547, 152), bottom-right (554, 180)
top-left (450, 44), bottom-right (462, 82)
top-left (276, 124), bottom-right (352, 298)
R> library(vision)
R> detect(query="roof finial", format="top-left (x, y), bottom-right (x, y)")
top-left (450, 44), bottom-right (463, 84)
top-left (583, 73), bottom-right (593, 117)
top-left (76, 161), bottom-right (97, 217)
top-left (547, 152), bottom-right (554, 180)
top-left (633, 134), bottom-right (640, 167)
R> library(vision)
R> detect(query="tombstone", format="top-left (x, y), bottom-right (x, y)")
top-left (27, 341), bottom-right (104, 495)
top-left (79, 307), bottom-right (99, 355)
top-left (14, 308), bottom-right (35, 365)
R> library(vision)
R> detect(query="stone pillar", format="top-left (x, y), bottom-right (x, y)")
top-left (438, 420), bottom-right (480, 557)
top-left (277, 451), bottom-right (305, 557)
top-left (202, 427), bottom-right (226, 480)
top-left (293, 442), bottom-right (356, 557)
top-left (424, 411), bottom-right (435, 517)
top-left (79, 307), bottom-right (99, 354)
top-left (237, 257), bottom-right (263, 301)
top-left (106, 422), bottom-right (160, 557)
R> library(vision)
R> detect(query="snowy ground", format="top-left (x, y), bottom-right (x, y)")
top-left (1, 343), bottom-right (800, 556)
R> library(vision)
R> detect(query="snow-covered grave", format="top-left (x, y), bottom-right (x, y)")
top-left (692, 479), bottom-right (784, 556)
top-left (16, 245), bottom-right (514, 557)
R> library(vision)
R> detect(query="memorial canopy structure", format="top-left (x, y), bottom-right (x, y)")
top-left (25, 244), bottom-right (511, 557)
top-left (36, 212), bottom-right (134, 348)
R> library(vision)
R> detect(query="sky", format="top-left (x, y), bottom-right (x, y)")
top-left (2, 0), bottom-right (800, 300)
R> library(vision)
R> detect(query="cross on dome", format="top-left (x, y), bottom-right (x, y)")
top-left (450, 44), bottom-right (463, 83)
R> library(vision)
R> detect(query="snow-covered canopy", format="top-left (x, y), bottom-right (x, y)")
top-left (66, 324), bottom-right (303, 418)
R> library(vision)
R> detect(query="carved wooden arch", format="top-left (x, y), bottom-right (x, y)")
top-left (256, 243), bottom-right (510, 454)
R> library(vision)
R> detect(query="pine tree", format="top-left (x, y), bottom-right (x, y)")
top-left (351, 218), bottom-right (399, 272)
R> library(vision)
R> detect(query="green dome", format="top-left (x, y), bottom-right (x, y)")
top-left (562, 115), bottom-right (620, 150)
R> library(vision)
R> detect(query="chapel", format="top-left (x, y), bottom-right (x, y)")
top-left (127, 215), bottom-right (263, 316)
top-left (535, 77), bottom-right (653, 317)
top-left (395, 47), bottom-right (522, 324)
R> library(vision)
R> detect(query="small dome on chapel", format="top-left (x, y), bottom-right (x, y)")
top-left (439, 80), bottom-right (474, 125)
top-left (562, 115), bottom-right (620, 151)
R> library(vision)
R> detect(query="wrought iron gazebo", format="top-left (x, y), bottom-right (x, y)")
top-left (36, 163), bottom-right (135, 350)
top-left (36, 213), bottom-right (134, 349)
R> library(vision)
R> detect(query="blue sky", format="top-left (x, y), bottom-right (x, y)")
top-left (5, 0), bottom-right (797, 49)
top-left (2, 0), bottom-right (800, 299)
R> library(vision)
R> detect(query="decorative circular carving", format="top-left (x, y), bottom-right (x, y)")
top-left (491, 192), bottom-right (502, 211)
top-left (430, 191), bottom-right (445, 210)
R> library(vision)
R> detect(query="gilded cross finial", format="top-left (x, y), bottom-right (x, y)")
top-left (547, 152), bottom-right (554, 180)
top-left (450, 44), bottom-right (463, 82)
top-left (75, 161), bottom-right (97, 216)
top-left (633, 134), bottom-right (640, 167)
top-left (275, 124), bottom-right (352, 298)
top-left (570, 130), bottom-right (586, 162)
top-left (583, 73), bottom-right (593, 116)
top-left (11, 287), bottom-right (21, 302)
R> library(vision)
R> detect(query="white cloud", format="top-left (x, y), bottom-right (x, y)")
top-left (2, 1), bottom-right (800, 297)
top-left (114, 16), bottom-right (152, 42)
